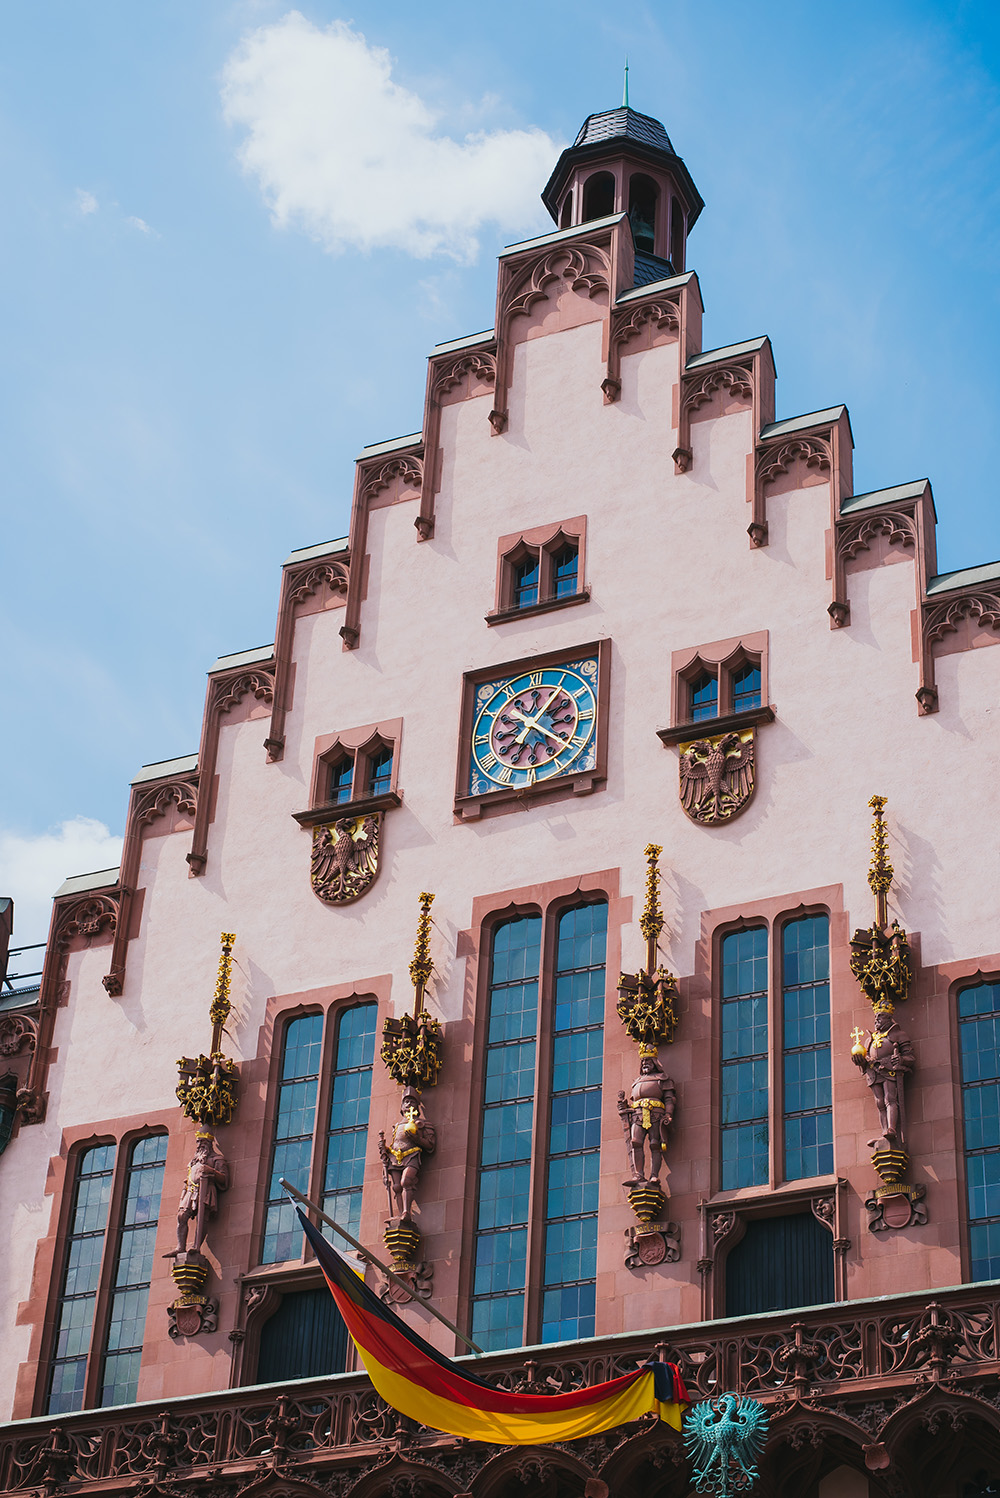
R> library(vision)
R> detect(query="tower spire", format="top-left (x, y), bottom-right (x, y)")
top-left (622, 58), bottom-right (629, 108)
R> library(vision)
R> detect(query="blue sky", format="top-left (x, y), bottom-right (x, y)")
top-left (3, 1), bottom-right (1000, 944)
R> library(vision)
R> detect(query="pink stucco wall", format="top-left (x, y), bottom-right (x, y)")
top-left (3, 230), bottom-right (999, 1417)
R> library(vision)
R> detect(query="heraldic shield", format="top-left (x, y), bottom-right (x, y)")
top-left (678, 727), bottom-right (756, 825)
top-left (311, 813), bottom-right (382, 903)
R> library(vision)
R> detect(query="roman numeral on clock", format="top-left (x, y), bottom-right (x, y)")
top-left (480, 751), bottom-right (498, 770)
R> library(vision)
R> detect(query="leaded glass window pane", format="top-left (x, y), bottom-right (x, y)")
top-left (782, 916), bottom-right (833, 1181)
top-left (552, 545), bottom-right (578, 599)
top-left (367, 748), bottom-right (393, 798)
top-left (47, 1144), bottom-right (116, 1414)
top-left (323, 1004), bottom-right (377, 1239)
top-left (690, 671), bottom-right (718, 722)
top-left (514, 556), bottom-right (539, 609)
top-left (541, 903), bottom-right (606, 1345)
top-left (721, 928), bottom-right (768, 1189)
top-left (732, 663), bottom-right (761, 712)
top-left (960, 984), bottom-right (1000, 1281)
top-left (329, 758), bottom-right (353, 805)
top-left (471, 916), bottom-right (541, 1351)
top-left (263, 1013), bottom-right (322, 1264)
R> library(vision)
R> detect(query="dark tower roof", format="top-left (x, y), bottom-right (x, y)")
top-left (541, 105), bottom-right (703, 227)
top-left (573, 107), bottom-right (675, 155)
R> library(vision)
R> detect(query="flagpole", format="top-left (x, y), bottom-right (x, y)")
top-left (279, 1177), bottom-right (484, 1354)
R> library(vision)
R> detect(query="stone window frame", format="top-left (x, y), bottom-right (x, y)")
top-left (36, 1124), bottom-right (170, 1416)
top-left (952, 972), bottom-right (1000, 1288)
top-left (711, 902), bottom-right (836, 1196)
top-left (694, 888), bottom-right (852, 1319)
top-left (454, 638), bottom-right (611, 822)
top-left (657, 631), bottom-right (774, 751)
top-left (292, 718), bottom-right (403, 829)
top-left (456, 869), bottom-right (625, 1352)
top-left (486, 516), bottom-right (590, 626)
top-left (698, 1180), bottom-right (849, 1320)
top-left (233, 994), bottom-right (382, 1385)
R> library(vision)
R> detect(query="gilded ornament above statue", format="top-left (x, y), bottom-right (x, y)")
top-left (177, 933), bottom-right (240, 1128)
top-left (617, 844), bottom-right (679, 1047)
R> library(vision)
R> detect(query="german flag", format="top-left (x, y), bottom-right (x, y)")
top-left (298, 1209), bottom-right (688, 1444)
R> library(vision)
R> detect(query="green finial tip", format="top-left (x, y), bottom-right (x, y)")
top-left (623, 58), bottom-right (629, 108)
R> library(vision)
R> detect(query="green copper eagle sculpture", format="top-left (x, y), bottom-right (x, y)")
top-left (684, 1394), bottom-right (769, 1497)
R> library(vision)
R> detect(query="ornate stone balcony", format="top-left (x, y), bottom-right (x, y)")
top-left (3, 1283), bottom-right (1000, 1497)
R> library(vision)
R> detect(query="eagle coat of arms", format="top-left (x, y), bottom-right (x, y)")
top-left (679, 729), bottom-right (756, 825)
top-left (311, 814), bottom-right (382, 904)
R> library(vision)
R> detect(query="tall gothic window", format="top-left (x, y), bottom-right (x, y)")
top-left (541, 903), bottom-right (606, 1342)
top-left (47, 1145), bottom-right (116, 1414)
top-left (323, 1005), bottom-right (378, 1236)
top-left (262, 1004), bottom-right (376, 1265)
top-left (99, 1136), bottom-right (168, 1406)
top-left (46, 1134), bottom-right (167, 1415)
top-left (720, 915), bottom-right (833, 1192)
top-left (721, 927), bottom-right (769, 1189)
top-left (783, 916), bottom-right (832, 1180)
top-left (471, 901), bottom-right (607, 1352)
top-left (958, 982), bottom-right (1000, 1280)
top-left (472, 916), bottom-right (541, 1351)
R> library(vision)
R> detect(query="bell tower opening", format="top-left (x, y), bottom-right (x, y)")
top-left (628, 173), bottom-right (659, 254)
top-left (582, 170), bottom-right (615, 222)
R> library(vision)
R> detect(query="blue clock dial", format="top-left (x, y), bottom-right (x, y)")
top-left (469, 657), bottom-right (599, 794)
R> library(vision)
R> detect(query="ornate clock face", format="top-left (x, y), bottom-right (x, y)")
top-left (469, 656), bottom-right (599, 794)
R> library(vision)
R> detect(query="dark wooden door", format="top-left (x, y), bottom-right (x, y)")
top-left (256, 1287), bottom-right (348, 1383)
top-left (725, 1212), bottom-right (834, 1316)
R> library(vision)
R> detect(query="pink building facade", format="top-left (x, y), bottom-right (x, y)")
top-left (2, 105), bottom-right (1000, 1498)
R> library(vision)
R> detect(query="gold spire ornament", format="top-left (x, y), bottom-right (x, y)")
top-left (176, 932), bottom-right (240, 1128)
top-left (849, 797), bottom-right (912, 1013)
top-left (617, 845), bottom-right (678, 1048)
top-left (381, 892), bottom-right (444, 1091)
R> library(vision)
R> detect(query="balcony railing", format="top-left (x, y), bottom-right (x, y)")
top-left (1, 1281), bottom-right (998, 1493)
top-left (0, 944), bottom-right (44, 1005)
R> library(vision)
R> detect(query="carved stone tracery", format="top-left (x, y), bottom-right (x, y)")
top-left (188, 665), bottom-right (275, 873)
top-left (917, 589), bottom-right (1000, 715)
top-left (604, 298), bottom-right (680, 402)
top-left (751, 433), bottom-right (833, 548)
top-left (492, 235), bottom-right (615, 433)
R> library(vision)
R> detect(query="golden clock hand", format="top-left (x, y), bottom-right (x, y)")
top-left (513, 709), bottom-right (571, 750)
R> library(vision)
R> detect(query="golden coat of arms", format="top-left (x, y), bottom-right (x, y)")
top-left (678, 728), bottom-right (756, 824)
top-left (311, 813), bottom-right (382, 903)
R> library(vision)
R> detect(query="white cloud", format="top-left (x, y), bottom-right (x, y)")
top-left (0, 818), bottom-right (123, 948)
top-left (76, 189), bottom-right (98, 215)
top-left (221, 12), bottom-right (561, 262)
top-left (127, 215), bottom-right (156, 235)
